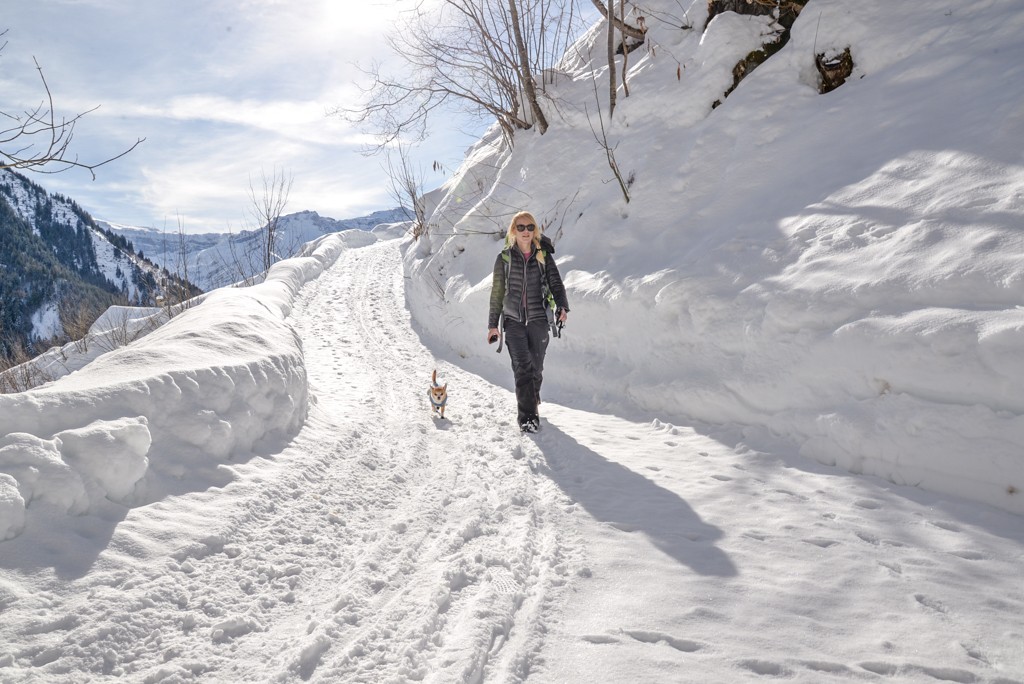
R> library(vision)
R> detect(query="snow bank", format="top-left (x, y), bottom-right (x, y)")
top-left (403, 0), bottom-right (1024, 514)
top-left (0, 229), bottom-right (371, 539)
top-left (0, 473), bottom-right (27, 540)
top-left (0, 419), bottom-right (151, 539)
top-left (55, 417), bottom-right (152, 504)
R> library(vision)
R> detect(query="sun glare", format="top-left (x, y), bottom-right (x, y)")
top-left (320, 1), bottom-right (398, 32)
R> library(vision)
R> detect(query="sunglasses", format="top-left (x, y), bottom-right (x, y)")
top-left (515, 223), bottom-right (536, 232)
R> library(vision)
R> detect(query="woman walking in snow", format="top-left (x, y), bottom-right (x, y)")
top-left (487, 211), bottom-right (570, 433)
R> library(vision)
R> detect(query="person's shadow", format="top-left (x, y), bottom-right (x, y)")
top-left (534, 423), bottom-right (736, 577)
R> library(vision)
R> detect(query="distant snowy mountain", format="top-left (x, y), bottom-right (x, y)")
top-left (101, 207), bottom-right (409, 290)
top-left (0, 170), bottom-right (184, 360)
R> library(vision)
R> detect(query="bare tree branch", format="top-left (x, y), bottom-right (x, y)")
top-left (586, 71), bottom-right (630, 203)
top-left (336, 1), bottom-right (586, 150)
top-left (1, 44), bottom-right (145, 180)
top-left (588, 0), bottom-right (647, 40)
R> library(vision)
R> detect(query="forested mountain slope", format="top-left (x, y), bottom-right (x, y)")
top-left (0, 170), bottom-right (193, 364)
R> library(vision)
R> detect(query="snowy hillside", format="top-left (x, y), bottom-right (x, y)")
top-left (1, 171), bottom-right (161, 309)
top-left (1, 167), bottom-right (165, 360)
top-left (404, 0), bottom-right (1024, 515)
top-left (102, 208), bottom-right (408, 291)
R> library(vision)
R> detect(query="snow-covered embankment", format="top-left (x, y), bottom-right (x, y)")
top-left (0, 229), bottom-right (378, 540)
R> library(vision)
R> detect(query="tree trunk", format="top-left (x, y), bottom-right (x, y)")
top-left (620, 0), bottom-right (630, 98)
top-left (507, 0), bottom-right (549, 134)
top-left (607, 2), bottom-right (617, 118)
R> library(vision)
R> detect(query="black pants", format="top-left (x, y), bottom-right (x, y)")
top-left (503, 318), bottom-right (549, 425)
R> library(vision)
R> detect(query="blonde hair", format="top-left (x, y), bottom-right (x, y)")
top-left (505, 211), bottom-right (544, 263)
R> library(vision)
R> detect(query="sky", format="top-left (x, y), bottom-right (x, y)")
top-left (2, 0), bottom-right (1024, 680)
top-left (1, 0), bottom-right (483, 232)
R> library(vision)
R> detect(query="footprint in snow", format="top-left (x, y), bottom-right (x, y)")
top-left (802, 537), bottom-right (841, 548)
top-left (878, 560), bottom-right (902, 575)
top-left (739, 659), bottom-right (793, 677)
top-left (798, 660), bottom-right (855, 676)
top-left (855, 531), bottom-right (880, 545)
top-left (623, 629), bottom-right (703, 653)
top-left (914, 594), bottom-right (948, 614)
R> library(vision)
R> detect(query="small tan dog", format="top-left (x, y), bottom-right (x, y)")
top-left (428, 369), bottom-right (448, 419)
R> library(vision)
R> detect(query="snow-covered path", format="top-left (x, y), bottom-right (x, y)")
top-left (279, 239), bottom-right (577, 681)
top-left (2, 238), bottom-right (1023, 683)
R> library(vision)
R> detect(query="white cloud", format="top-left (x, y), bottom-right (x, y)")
top-left (1, 0), bottom-right (477, 230)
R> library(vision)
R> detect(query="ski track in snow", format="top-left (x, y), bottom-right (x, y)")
top-left (2, 240), bottom-right (1023, 683)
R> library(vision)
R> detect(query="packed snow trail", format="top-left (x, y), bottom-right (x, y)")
top-left (279, 239), bottom-right (580, 682)
top-left (2, 237), bottom-right (1023, 683)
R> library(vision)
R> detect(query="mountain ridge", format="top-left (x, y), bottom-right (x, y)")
top-left (100, 207), bottom-right (409, 291)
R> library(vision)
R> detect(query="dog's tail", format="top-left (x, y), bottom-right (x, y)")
top-left (432, 369), bottom-right (438, 386)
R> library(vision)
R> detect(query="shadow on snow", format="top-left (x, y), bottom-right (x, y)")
top-left (534, 422), bottom-right (737, 578)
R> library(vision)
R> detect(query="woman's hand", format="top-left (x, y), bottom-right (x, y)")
top-left (487, 328), bottom-right (500, 344)
top-left (557, 309), bottom-right (568, 324)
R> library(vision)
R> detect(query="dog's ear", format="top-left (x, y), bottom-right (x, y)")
top-left (442, 383), bottom-right (447, 391)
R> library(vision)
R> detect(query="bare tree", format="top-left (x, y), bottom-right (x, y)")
top-left (0, 341), bottom-right (54, 394)
top-left (506, 0), bottom-right (550, 133)
top-left (340, 0), bottom-right (585, 149)
top-left (591, 1), bottom-right (647, 119)
top-left (57, 291), bottom-right (96, 355)
top-left (159, 215), bottom-right (201, 311)
top-left (220, 168), bottom-right (294, 287)
top-left (1, 32), bottom-right (144, 179)
top-left (247, 167), bottom-right (293, 274)
top-left (384, 143), bottom-right (428, 239)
